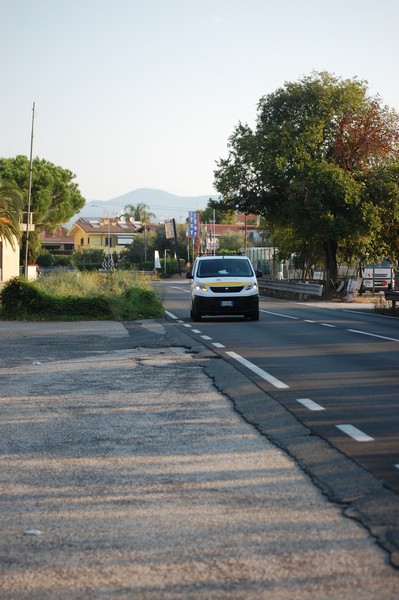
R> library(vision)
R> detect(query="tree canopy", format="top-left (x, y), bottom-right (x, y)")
top-left (0, 155), bottom-right (86, 262)
top-left (214, 71), bottom-right (399, 292)
top-left (0, 156), bottom-right (86, 229)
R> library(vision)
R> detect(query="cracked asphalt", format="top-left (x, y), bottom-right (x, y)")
top-left (0, 319), bottom-right (398, 599)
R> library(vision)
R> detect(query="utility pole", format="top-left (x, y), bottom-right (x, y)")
top-left (92, 205), bottom-right (111, 270)
top-left (24, 102), bottom-right (35, 278)
top-left (212, 208), bottom-right (216, 255)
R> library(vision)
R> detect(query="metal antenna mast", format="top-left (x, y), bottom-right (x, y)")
top-left (24, 102), bottom-right (35, 278)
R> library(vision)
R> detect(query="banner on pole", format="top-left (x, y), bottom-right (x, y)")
top-left (188, 211), bottom-right (199, 239)
top-left (164, 219), bottom-right (174, 239)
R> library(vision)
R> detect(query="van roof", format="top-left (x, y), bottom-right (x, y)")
top-left (196, 255), bottom-right (248, 260)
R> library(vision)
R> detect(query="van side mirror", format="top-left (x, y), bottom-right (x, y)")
top-left (186, 272), bottom-right (193, 279)
top-left (256, 270), bottom-right (263, 278)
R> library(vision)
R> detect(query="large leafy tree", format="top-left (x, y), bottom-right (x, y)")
top-left (0, 179), bottom-right (23, 249)
top-left (214, 72), bottom-right (399, 294)
top-left (0, 155), bottom-right (86, 262)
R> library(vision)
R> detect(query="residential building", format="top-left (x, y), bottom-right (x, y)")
top-left (39, 226), bottom-right (74, 254)
top-left (67, 217), bottom-right (144, 254)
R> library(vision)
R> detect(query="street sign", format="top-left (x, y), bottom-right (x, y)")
top-left (165, 219), bottom-right (174, 239)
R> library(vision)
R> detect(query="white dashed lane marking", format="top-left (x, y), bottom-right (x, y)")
top-left (225, 351), bottom-right (289, 389)
top-left (297, 398), bottom-right (325, 411)
top-left (260, 310), bottom-right (299, 320)
top-left (336, 424), bottom-right (374, 442)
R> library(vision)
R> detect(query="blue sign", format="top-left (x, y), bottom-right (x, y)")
top-left (188, 211), bottom-right (198, 238)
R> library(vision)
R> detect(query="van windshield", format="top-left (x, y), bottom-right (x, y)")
top-left (197, 259), bottom-right (253, 278)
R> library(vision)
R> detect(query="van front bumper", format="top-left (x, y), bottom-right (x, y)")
top-left (192, 294), bottom-right (259, 317)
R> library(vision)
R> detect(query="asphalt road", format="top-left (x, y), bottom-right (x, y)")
top-left (161, 280), bottom-right (399, 494)
top-left (160, 280), bottom-right (399, 560)
top-left (1, 315), bottom-right (399, 598)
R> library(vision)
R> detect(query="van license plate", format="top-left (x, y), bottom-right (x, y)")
top-left (221, 301), bottom-right (234, 307)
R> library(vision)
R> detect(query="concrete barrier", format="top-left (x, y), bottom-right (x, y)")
top-left (384, 290), bottom-right (399, 309)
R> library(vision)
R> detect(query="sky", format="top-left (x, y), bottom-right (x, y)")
top-left (2, 0), bottom-right (399, 204)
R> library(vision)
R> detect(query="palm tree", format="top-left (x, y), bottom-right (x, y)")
top-left (0, 179), bottom-right (23, 249)
top-left (122, 202), bottom-right (156, 263)
top-left (122, 202), bottom-right (155, 223)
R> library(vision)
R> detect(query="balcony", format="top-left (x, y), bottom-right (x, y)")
top-left (20, 212), bottom-right (35, 232)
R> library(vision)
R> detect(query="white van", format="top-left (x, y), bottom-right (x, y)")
top-left (186, 255), bottom-right (262, 321)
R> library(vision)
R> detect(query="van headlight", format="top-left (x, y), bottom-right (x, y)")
top-left (194, 284), bottom-right (208, 292)
top-left (245, 282), bottom-right (258, 291)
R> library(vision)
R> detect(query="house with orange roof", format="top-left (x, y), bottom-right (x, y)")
top-left (67, 217), bottom-right (144, 254)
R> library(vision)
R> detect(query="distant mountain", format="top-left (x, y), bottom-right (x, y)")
top-left (65, 188), bottom-right (217, 227)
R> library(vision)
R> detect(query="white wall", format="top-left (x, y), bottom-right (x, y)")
top-left (0, 236), bottom-right (20, 282)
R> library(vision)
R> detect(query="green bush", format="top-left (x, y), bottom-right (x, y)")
top-left (0, 274), bottom-right (164, 321)
top-left (160, 257), bottom-right (183, 277)
top-left (36, 251), bottom-right (53, 267)
top-left (71, 249), bottom-right (105, 271)
top-left (46, 294), bottom-right (111, 319)
top-left (52, 255), bottom-right (73, 267)
top-left (0, 277), bottom-right (52, 317)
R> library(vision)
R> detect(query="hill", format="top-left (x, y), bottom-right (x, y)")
top-left (66, 188), bottom-right (217, 227)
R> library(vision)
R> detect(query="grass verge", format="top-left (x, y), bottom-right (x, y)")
top-left (0, 272), bottom-right (164, 321)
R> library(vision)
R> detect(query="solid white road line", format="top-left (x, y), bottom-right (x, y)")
top-left (226, 351), bottom-right (289, 389)
top-left (347, 329), bottom-right (399, 343)
top-left (336, 424), bottom-right (374, 442)
top-left (297, 398), bottom-right (325, 411)
top-left (165, 310), bottom-right (178, 319)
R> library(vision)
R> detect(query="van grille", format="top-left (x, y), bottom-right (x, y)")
top-left (210, 286), bottom-right (243, 293)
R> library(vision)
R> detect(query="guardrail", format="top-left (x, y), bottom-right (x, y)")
top-left (38, 267), bottom-right (78, 276)
top-left (384, 290), bottom-right (399, 309)
top-left (258, 279), bottom-right (324, 298)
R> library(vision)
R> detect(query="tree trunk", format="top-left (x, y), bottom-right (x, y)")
top-left (323, 239), bottom-right (338, 297)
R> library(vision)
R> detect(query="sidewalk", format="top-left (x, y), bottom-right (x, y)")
top-left (0, 320), bottom-right (398, 599)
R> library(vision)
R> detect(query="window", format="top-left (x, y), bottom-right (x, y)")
top-left (198, 258), bottom-right (253, 278)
